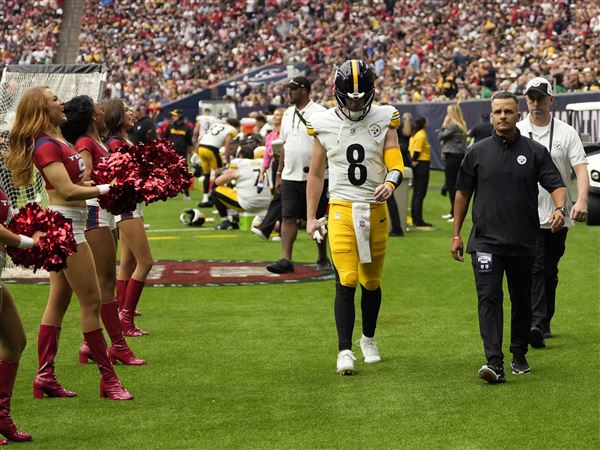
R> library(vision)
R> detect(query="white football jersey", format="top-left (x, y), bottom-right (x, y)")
top-left (307, 105), bottom-right (400, 203)
top-left (199, 122), bottom-right (237, 148)
top-left (197, 115), bottom-right (219, 140)
top-left (231, 158), bottom-right (271, 213)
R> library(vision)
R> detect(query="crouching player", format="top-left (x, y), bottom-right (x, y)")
top-left (306, 60), bottom-right (403, 375)
top-left (212, 134), bottom-right (271, 230)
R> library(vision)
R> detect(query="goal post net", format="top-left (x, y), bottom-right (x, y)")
top-left (0, 64), bottom-right (107, 277)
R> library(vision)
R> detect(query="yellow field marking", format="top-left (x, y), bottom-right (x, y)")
top-left (196, 235), bottom-right (239, 239)
top-left (148, 236), bottom-right (179, 241)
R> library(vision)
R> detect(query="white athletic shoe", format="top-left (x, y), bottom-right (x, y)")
top-left (441, 213), bottom-right (453, 220)
top-left (250, 226), bottom-right (267, 240)
top-left (359, 335), bottom-right (381, 364)
top-left (336, 350), bottom-right (356, 375)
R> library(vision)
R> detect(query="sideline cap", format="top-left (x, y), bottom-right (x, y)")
top-left (288, 76), bottom-right (311, 92)
top-left (524, 77), bottom-right (553, 96)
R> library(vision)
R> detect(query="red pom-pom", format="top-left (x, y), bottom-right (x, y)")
top-left (6, 203), bottom-right (77, 272)
top-left (91, 139), bottom-right (191, 214)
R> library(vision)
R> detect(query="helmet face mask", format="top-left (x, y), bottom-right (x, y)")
top-left (334, 59), bottom-right (375, 121)
top-left (179, 209), bottom-right (205, 226)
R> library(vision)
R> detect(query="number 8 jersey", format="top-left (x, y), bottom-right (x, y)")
top-left (306, 104), bottom-right (400, 203)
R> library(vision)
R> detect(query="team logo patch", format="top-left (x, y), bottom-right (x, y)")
top-left (369, 124), bottom-right (382, 138)
top-left (359, 219), bottom-right (366, 228)
top-left (517, 155), bottom-right (527, 165)
top-left (553, 141), bottom-right (561, 149)
top-left (531, 80), bottom-right (541, 87)
top-left (1, 260), bottom-right (334, 287)
top-left (349, 127), bottom-right (356, 135)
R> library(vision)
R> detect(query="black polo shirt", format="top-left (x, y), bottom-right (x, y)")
top-left (165, 120), bottom-right (192, 156)
top-left (456, 129), bottom-right (564, 257)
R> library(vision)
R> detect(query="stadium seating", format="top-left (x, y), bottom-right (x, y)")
top-left (0, 1), bottom-right (63, 71)
top-left (8, 1), bottom-right (600, 108)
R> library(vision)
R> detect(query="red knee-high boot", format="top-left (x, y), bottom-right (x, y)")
top-left (120, 279), bottom-right (148, 337)
top-left (116, 279), bottom-right (142, 316)
top-left (79, 301), bottom-right (146, 365)
top-left (115, 279), bottom-right (128, 311)
top-left (33, 325), bottom-right (76, 399)
top-left (0, 361), bottom-right (32, 442)
top-left (83, 328), bottom-right (133, 400)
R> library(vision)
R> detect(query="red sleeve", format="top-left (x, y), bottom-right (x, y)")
top-left (107, 137), bottom-right (126, 152)
top-left (33, 140), bottom-right (63, 172)
top-left (75, 136), bottom-right (95, 154)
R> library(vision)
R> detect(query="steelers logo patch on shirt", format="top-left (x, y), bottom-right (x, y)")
top-left (553, 141), bottom-right (561, 149)
top-left (517, 155), bottom-right (527, 165)
top-left (369, 124), bottom-right (382, 138)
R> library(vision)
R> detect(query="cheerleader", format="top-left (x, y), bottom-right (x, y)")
top-left (6, 87), bottom-right (133, 400)
top-left (60, 95), bottom-right (145, 365)
top-left (0, 188), bottom-right (36, 444)
top-left (102, 99), bottom-right (153, 337)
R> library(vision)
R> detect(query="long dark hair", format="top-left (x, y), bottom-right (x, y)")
top-left (60, 95), bottom-right (95, 145)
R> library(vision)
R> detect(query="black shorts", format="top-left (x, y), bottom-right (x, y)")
top-left (281, 179), bottom-right (328, 220)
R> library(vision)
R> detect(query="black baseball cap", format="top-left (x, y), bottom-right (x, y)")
top-left (288, 76), bottom-right (311, 92)
top-left (524, 77), bottom-right (553, 96)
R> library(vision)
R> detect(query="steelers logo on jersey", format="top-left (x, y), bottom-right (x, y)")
top-left (369, 124), bottom-right (382, 138)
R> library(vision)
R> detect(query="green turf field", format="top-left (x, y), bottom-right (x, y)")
top-left (6, 171), bottom-right (599, 449)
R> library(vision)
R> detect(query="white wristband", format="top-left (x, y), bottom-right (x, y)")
top-left (97, 184), bottom-right (110, 195)
top-left (18, 235), bottom-right (34, 249)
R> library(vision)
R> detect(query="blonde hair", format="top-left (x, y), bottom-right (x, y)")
top-left (7, 87), bottom-right (52, 187)
top-left (446, 103), bottom-right (468, 134)
top-left (401, 112), bottom-right (413, 137)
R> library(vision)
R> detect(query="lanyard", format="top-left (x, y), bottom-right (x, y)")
top-left (529, 117), bottom-right (554, 154)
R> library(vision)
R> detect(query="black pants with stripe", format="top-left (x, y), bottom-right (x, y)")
top-left (471, 253), bottom-right (533, 367)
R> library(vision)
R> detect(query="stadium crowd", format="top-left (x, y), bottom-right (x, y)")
top-left (75, 0), bottom-right (600, 108)
top-left (0, 0), bottom-right (63, 71)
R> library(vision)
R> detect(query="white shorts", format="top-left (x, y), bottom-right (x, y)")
top-left (48, 205), bottom-right (88, 245)
top-left (85, 205), bottom-right (116, 231)
top-left (115, 203), bottom-right (144, 223)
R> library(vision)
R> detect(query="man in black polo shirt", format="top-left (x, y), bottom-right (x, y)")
top-left (450, 92), bottom-right (566, 384)
top-left (165, 109), bottom-right (193, 199)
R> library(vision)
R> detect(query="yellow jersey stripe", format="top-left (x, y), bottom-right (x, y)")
top-left (306, 120), bottom-right (317, 136)
top-left (390, 110), bottom-right (401, 128)
top-left (351, 59), bottom-right (359, 93)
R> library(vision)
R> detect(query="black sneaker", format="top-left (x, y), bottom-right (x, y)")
top-left (415, 221), bottom-right (433, 227)
top-left (215, 220), bottom-right (239, 230)
top-left (198, 201), bottom-right (213, 208)
top-left (510, 356), bottom-right (531, 375)
top-left (316, 258), bottom-right (333, 272)
top-left (543, 330), bottom-right (552, 339)
top-left (529, 326), bottom-right (546, 348)
top-left (389, 228), bottom-right (404, 237)
top-left (478, 364), bottom-right (506, 384)
top-left (266, 258), bottom-right (294, 274)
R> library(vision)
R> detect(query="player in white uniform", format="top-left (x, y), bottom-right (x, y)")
top-left (197, 118), bottom-right (239, 207)
top-left (212, 134), bottom-right (271, 229)
top-left (306, 60), bottom-right (404, 375)
top-left (194, 107), bottom-right (219, 143)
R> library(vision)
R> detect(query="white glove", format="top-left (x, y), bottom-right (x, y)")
top-left (312, 217), bottom-right (328, 243)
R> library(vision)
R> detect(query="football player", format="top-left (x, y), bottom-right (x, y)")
top-left (306, 60), bottom-right (404, 375)
top-left (197, 118), bottom-right (240, 207)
